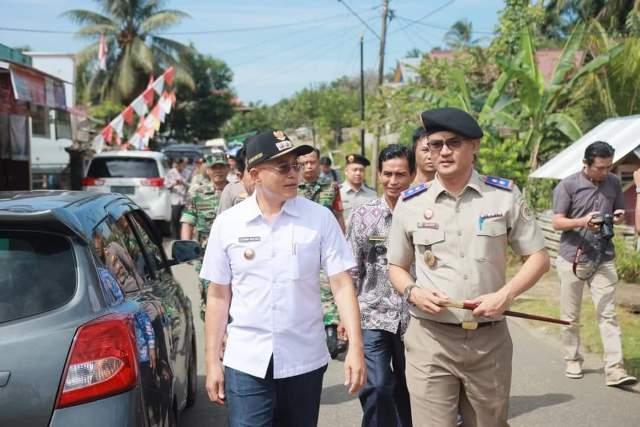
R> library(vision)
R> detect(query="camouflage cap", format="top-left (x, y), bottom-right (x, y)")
top-left (205, 151), bottom-right (228, 167)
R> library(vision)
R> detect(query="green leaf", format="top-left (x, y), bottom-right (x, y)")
top-left (545, 113), bottom-right (583, 141)
top-left (551, 22), bottom-right (586, 86)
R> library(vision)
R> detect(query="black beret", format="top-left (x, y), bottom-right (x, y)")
top-left (345, 153), bottom-right (370, 167)
top-left (420, 107), bottom-right (483, 139)
top-left (245, 130), bottom-right (313, 169)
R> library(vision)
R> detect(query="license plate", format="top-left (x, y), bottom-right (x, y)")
top-left (111, 186), bottom-right (135, 195)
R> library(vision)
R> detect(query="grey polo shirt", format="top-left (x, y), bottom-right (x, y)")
top-left (553, 171), bottom-right (624, 263)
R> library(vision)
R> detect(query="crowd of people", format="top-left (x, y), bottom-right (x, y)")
top-left (167, 107), bottom-right (636, 427)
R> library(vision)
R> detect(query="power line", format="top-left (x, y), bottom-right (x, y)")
top-left (337, 0), bottom-right (381, 40)
top-left (226, 13), bottom-right (377, 69)
top-left (391, 0), bottom-right (455, 34)
top-left (0, 9), bottom-right (377, 36)
top-left (394, 15), bottom-right (496, 35)
top-left (165, 11), bottom-right (357, 35)
top-left (0, 26), bottom-right (74, 34)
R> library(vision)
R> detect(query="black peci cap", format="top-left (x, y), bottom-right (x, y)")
top-left (420, 107), bottom-right (483, 139)
top-left (345, 153), bottom-right (371, 167)
top-left (245, 130), bottom-right (314, 169)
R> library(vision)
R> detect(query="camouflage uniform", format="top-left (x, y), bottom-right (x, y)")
top-left (298, 177), bottom-right (343, 325)
top-left (180, 179), bottom-right (226, 320)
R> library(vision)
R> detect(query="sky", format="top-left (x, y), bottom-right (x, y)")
top-left (0, 0), bottom-right (505, 105)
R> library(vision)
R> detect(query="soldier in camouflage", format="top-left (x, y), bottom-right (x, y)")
top-left (180, 151), bottom-right (230, 320)
top-left (297, 148), bottom-right (346, 357)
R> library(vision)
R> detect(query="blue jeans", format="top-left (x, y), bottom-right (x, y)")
top-left (359, 329), bottom-right (412, 427)
top-left (225, 357), bottom-right (327, 427)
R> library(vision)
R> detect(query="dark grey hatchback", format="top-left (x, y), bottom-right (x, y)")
top-left (0, 191), bottom-right (200, 427)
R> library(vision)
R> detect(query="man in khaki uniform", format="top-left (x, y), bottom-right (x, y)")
top-left (387, 107), bottom-right (550, 427)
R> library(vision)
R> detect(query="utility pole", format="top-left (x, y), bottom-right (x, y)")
top-left (372, 0), bottom-right (390, 187)
top-left (377, 0), bottom-right (390, 85)
top-left (360, 34), bottom-right (365, 157)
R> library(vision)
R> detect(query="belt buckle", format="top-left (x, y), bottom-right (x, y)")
top-left (461, 321), bottom-right (478, 330)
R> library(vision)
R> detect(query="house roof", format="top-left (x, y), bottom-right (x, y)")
top-left (530, 115), bottom-right (640, 180)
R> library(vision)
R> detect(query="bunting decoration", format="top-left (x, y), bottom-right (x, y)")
top-left (91, 67), bottom-right (176, 153)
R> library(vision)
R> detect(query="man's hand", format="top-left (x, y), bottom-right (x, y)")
top-left (466, 290), bottom-right (513, 318)
top-left (409, 288), bottom-right (450, 315)
top-left (205, 360), bottom-right (226, 405)
top-left (583, 211), bottom-right (601, 232)
top-left (337, 322), bottom-right (348, 341)
top-left (613, 209), bottom-right (625, 225)
top-left (343, 346), bottom-right (366, 395)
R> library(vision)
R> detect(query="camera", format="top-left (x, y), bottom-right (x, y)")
top-left (590, 213), bottom-right (615, 240)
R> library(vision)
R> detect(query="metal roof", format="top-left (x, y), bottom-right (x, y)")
top-left (530, 114), bottom-right (640, 180)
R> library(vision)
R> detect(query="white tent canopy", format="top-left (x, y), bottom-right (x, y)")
top-left (530, 114), bottom-right (640, 179)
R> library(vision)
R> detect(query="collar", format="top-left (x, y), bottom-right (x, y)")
top-left (341, 182), bottom-right (363, 193)
top-left (242, 192), bottom-right (300, 223)
top-left (427, 170), bottom-right (483, 202)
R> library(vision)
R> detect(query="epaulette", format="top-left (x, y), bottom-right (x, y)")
top-left (484, 175), bottom-right (513, 191)
top-left (401, 183), bottom-right (428, 201)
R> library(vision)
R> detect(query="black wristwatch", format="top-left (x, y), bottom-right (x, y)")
top-left (403, 284), bottom-right (417, 305)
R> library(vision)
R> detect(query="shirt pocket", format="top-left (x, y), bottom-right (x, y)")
top-left (412, 229), bottom-right (446, 266)
top-left (291, 238), bottom-right (321, 280)
top-left (473, 218), bottom-right (508, 262)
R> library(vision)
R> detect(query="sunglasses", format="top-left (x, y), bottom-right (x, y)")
top-left (426, 137), bottom-right (465, 153)
top-left (260, 162), bottom-right (302, 175)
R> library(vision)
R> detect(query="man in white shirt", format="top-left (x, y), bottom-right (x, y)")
top-left (200, 130), bottom-right (366, 427)
top-left (341, 154), bottom-right (377, 223)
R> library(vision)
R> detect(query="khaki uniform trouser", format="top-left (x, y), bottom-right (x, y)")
top-left (404, 317), bottom-right (512, 427)
top-left (556, 257), bottom-right (623, 370)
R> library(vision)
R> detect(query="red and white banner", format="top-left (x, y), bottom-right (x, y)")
top-left (92, 67), bottom-right (176, 153)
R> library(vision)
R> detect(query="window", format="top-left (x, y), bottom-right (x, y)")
top-left (86, 157), bottom-right (160, 178)
top-left (128, 211), bottom-right (166, 276)
top-left (92, 218), bottom-right (144, 293)
top-left (54, 109), bottom-right (72, 140)
top-left (0, 230), bottom-right (76, 323)
top-left (30, 104), bottom-right (49, 137)
top-left (110, 214), bottom-right (151, 283)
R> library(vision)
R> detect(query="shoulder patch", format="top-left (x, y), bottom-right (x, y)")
top-left (401, 183), bottom-right (429, 201)
top-left (484, 176), bottom-right (513, 191)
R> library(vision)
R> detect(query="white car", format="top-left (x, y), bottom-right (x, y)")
top-left (82, 151), bottom-right (172, 232)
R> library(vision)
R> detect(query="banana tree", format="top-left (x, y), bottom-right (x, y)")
top-left (484, 22), bottom-right (617, 170)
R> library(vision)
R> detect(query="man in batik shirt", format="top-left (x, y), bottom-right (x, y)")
top-left (346, 144), bottom-right (415, 427)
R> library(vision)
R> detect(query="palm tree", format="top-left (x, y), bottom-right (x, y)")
top-left (64, 0), bottom-right (194, 104)
top-left (444, 19), bottom-right (479, 50)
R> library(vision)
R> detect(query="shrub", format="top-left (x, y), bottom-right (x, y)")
top-left (614, 236), bottom-right (640, 283)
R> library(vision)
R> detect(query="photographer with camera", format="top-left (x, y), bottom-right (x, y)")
top-left (552, 141), bottom-right (636, 387)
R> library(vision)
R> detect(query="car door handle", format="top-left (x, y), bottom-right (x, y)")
top-left (0, 371), bottom-right (10, 387)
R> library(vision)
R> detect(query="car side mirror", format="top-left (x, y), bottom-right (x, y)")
top-left (171, 240), bottom-right (202, 264)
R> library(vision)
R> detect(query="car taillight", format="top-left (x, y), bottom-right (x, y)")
top-left (141, 177), bottom-right (164, 187)
top-left (55, 313), bottom-right (139, 408)
top-left (81, 177), bottom-right (105, 186)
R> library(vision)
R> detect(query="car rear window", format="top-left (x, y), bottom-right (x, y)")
top-left (86, 157), bottom-right (160, 178)
top-left (0, 231), bottom-right (77, 323)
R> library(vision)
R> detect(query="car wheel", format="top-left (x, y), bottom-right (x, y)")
top-left (185, 337), bottom-right (197, 408)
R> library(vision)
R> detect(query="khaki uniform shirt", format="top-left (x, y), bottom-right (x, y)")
top-left (340, 183), bottom-right (377, 223)
top-left (218, 181), bottom-right (250, 214)
top-left (387, 170), bottom-right (546, 324)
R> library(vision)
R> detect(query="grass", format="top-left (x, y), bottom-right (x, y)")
top-left (512, 298), bottom-right (640, 379)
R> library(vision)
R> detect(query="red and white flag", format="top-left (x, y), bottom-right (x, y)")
top-left (98, 34), bottom-right (108, 71)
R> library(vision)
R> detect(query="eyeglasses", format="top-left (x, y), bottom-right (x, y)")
top-left (426, 137), bottom-right (465, 153)
top-left (260, 162), bottom-right (302, 175)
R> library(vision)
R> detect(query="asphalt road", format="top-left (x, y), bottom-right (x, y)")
top-left (171, 261), bottom-right (640, 427)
